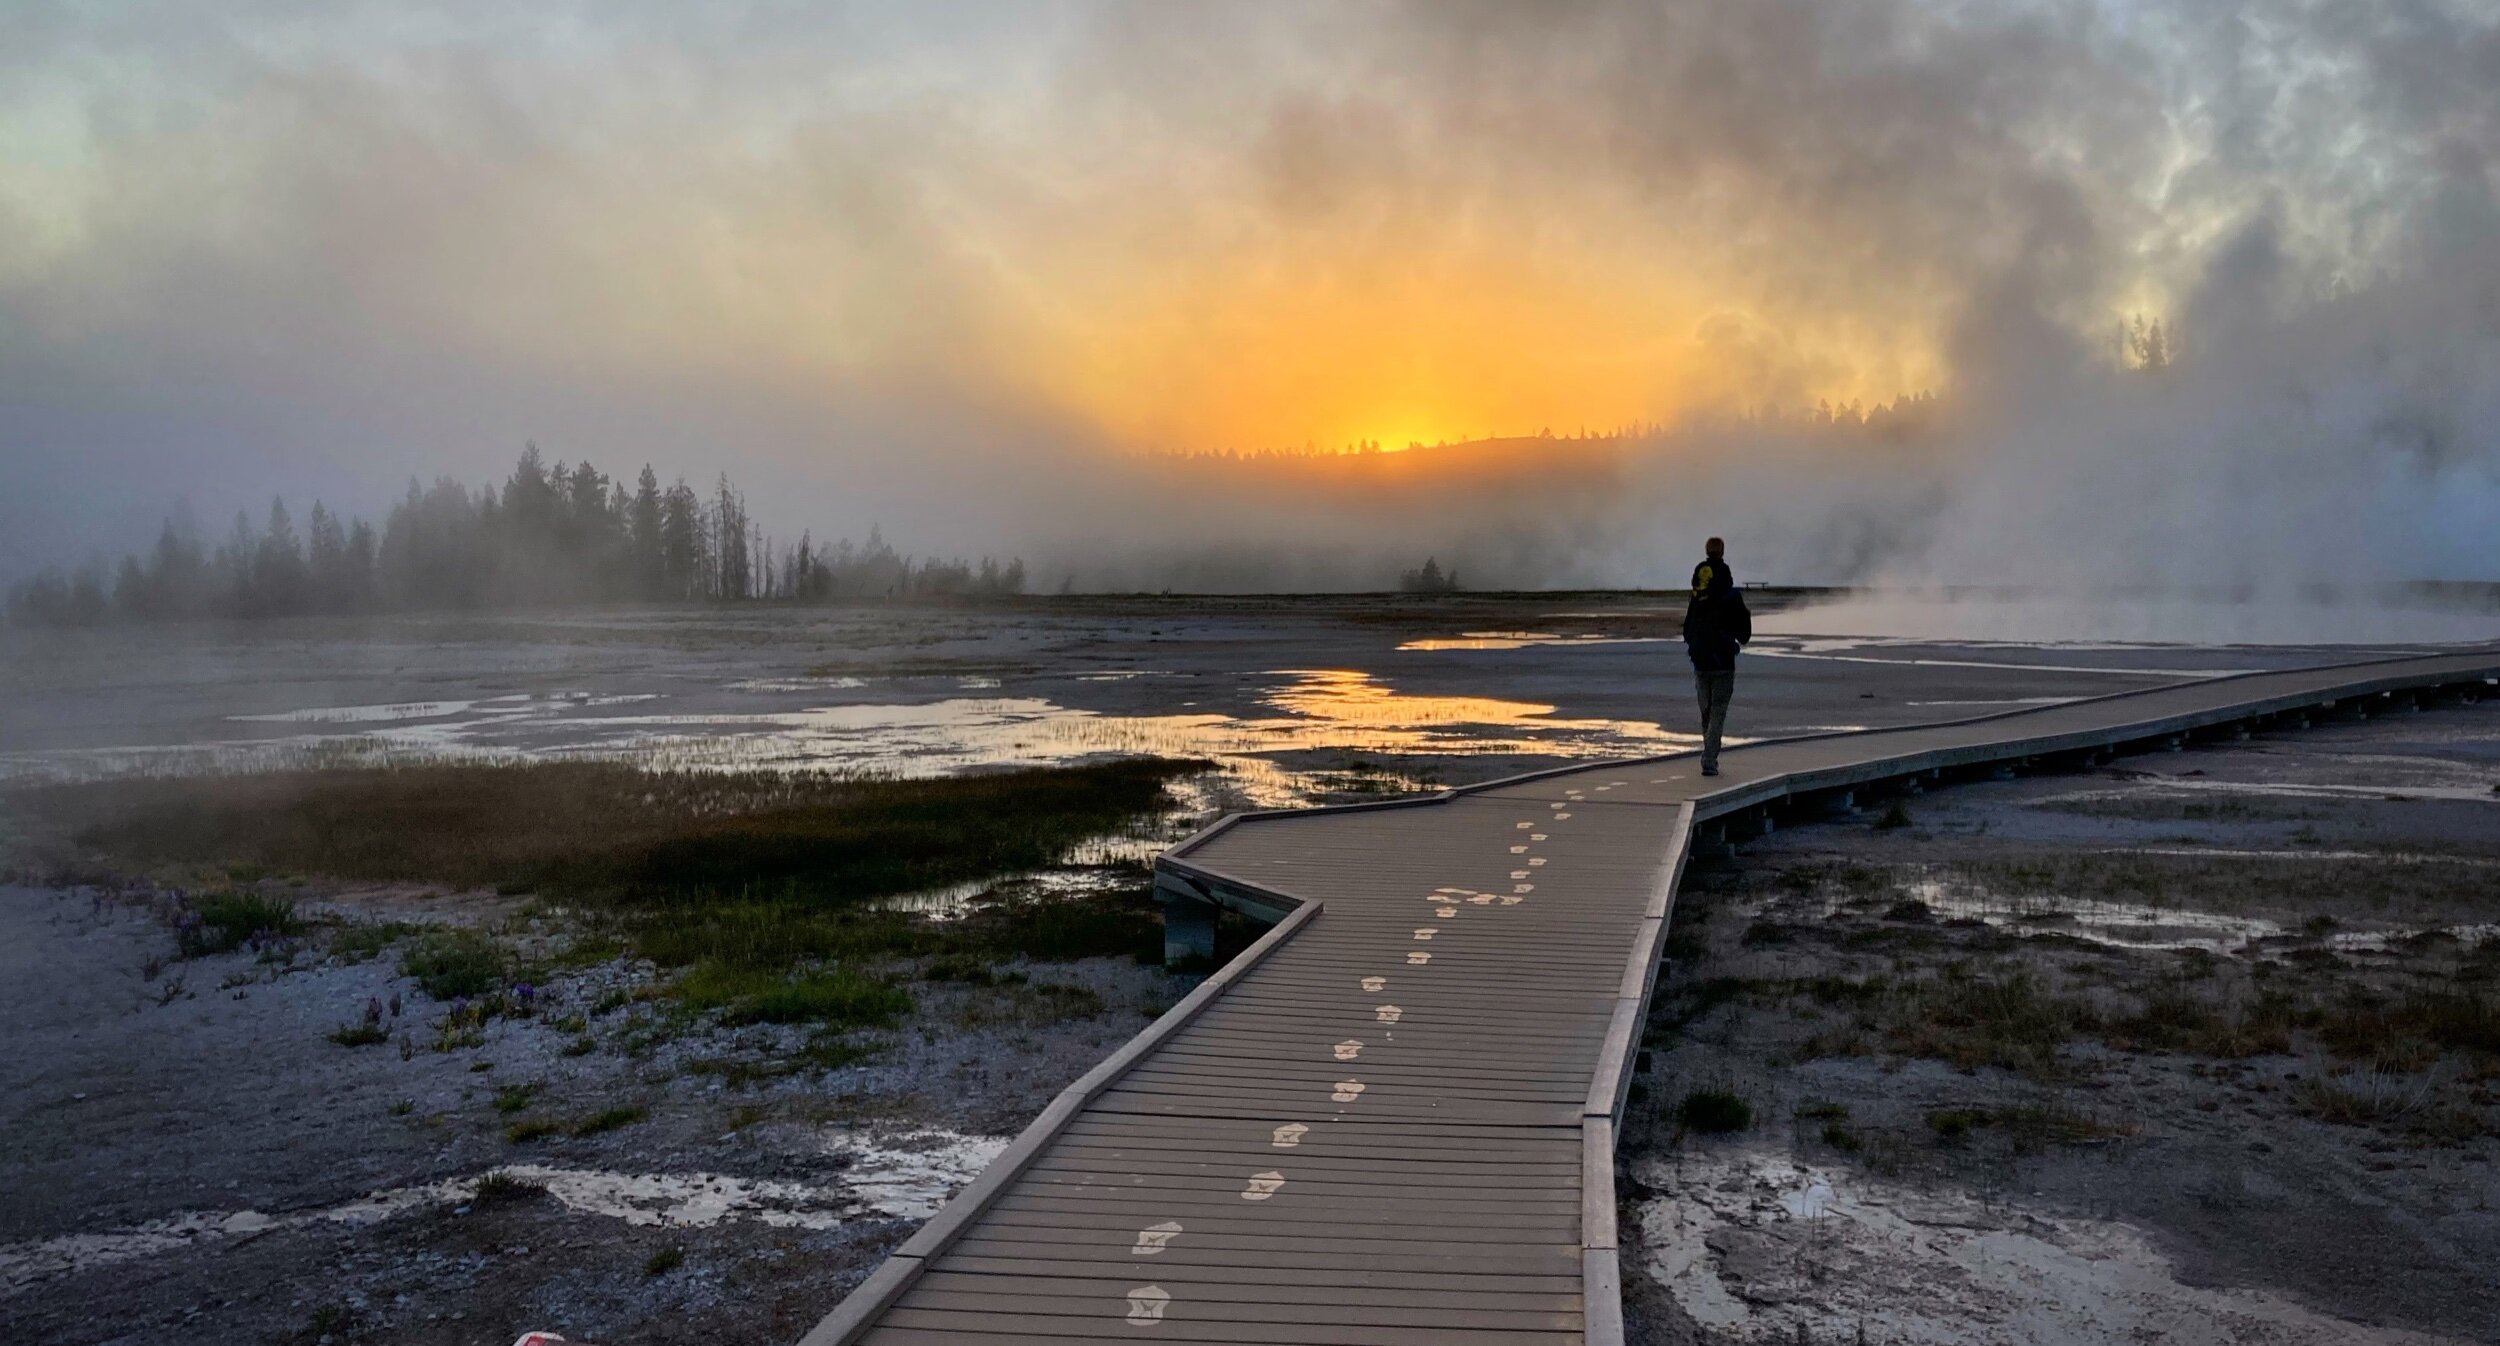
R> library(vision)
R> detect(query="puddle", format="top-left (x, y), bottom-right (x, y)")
top-left (1873, 874), bottom-right (2500, 955)
top-left (0, 1128), bottom-right (1004, 1298)
top-left (821, 1129), bottom-right (1012, 1219)
top-left (1397, 631), bottom-right (1660, 651)
top-left (875, 867), bottom-right (1141, 920)
top-left (2039, 779), bottom-right (2500, 807)
top-left (1886, 877), bottom-right (2281, 953)
top-left (229, 699), bottom-right (500, 724)
top-left (1635, 1145), bottom-right (2461, 1345)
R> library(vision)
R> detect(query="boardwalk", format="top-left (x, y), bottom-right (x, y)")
top-left (806, 650), bottom-right (2500, 1345)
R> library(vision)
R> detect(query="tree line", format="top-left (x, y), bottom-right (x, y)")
top-left (7, 446), bottom-right (1026, 628)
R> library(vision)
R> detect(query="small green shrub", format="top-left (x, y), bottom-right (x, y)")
top-left (401, 929), bottom-right (505, 1000)
top-left (1676, 1088), bottom-right (1752, 1133)
top-left (177, 893), bottom-right (301, 957)
top-left (1927, 1107), bottom-right (1989, 1140)
top-left (328, 1020), bottom-right (390, 1047)
top-left (472, 1172), bottom-right (545, 1204)
top-left (570, 1104), bottom-right (647, 1137)
top-left (644, 1246), bottom-right (684, 1276)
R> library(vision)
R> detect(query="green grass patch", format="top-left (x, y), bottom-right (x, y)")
top-left (176, 893), bottom-right (301, 957)
top-left (672, 961), bottom-right (913, 1028)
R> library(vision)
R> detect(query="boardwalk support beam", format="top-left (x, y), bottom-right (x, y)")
top-left (1155, 887), bottom-right (1218, 970)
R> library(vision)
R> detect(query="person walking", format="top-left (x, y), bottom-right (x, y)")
top-left (1683, 536), bottom-right (1750, 777)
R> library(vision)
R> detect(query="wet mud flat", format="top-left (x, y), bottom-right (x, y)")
top-left (1625, 698), bottom-right (2500, 1344)
top-left (0, 596), bottom-right (2359, 806)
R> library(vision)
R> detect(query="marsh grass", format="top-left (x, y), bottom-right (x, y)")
top-left (12, 758), bottom-right (1203, 906)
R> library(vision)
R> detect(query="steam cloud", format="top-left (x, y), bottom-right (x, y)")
top-left (3, 1), bottom-right (2496, 638)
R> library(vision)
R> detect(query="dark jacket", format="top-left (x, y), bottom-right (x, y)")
top-left (1683, 556), bottom-right (1751, 672)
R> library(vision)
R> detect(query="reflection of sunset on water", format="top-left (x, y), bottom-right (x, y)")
top-left (0, 668), bottom-right (1700, 811)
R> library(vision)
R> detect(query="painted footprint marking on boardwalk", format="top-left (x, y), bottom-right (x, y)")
top-left (1510, 870), bottom-right (1531, 879)
top-left (1331, 1079), bottom-right (1366, 1102)
top-left (1375, 1004), bottom-right (1403, 1023)
top-left (1132, 1221), bottom-right (1183, 1255)
top-left (1272, 1122), bottom-right (1308, 1147)
top-left (1360, 976), bottom-right (1386, 992)
top-left (1531, 833), bottom-right (1548, 841)
top-left (1435, 905), bottom-right (1458, 918)
top-left (1241, 1170), bottom-right (1286, 1201)
top-left (1333, 1039), bottom-right (1363, 1061)
top-left (1125, 1285), bottom-right (1171, 1325)
top-left (1528, 857), bottom-right (1546, 866)
top-left (1412, 927), bottom-right (1437, 941)
top-left (1407, 951), bottom-right (1432, 965)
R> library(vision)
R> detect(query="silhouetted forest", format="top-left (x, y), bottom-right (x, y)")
top-left (7, 446), bottom-right (1025, 627)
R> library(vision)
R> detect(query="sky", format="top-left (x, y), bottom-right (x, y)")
top-left (3, 0), bottom-right (2498, 602)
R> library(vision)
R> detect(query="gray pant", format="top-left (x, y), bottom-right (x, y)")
top-left (1695, 670), bottom-right (1735, 769)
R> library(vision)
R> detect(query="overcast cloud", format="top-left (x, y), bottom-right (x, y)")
top-left (2, 0), bottom-right (2496, 609)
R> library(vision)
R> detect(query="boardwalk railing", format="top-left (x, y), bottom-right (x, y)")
top-left (806, 648), bottom-right (2499, 1345)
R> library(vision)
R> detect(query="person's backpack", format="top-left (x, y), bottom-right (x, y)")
top-left (1729, 586), bottom-right (1753, 646)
